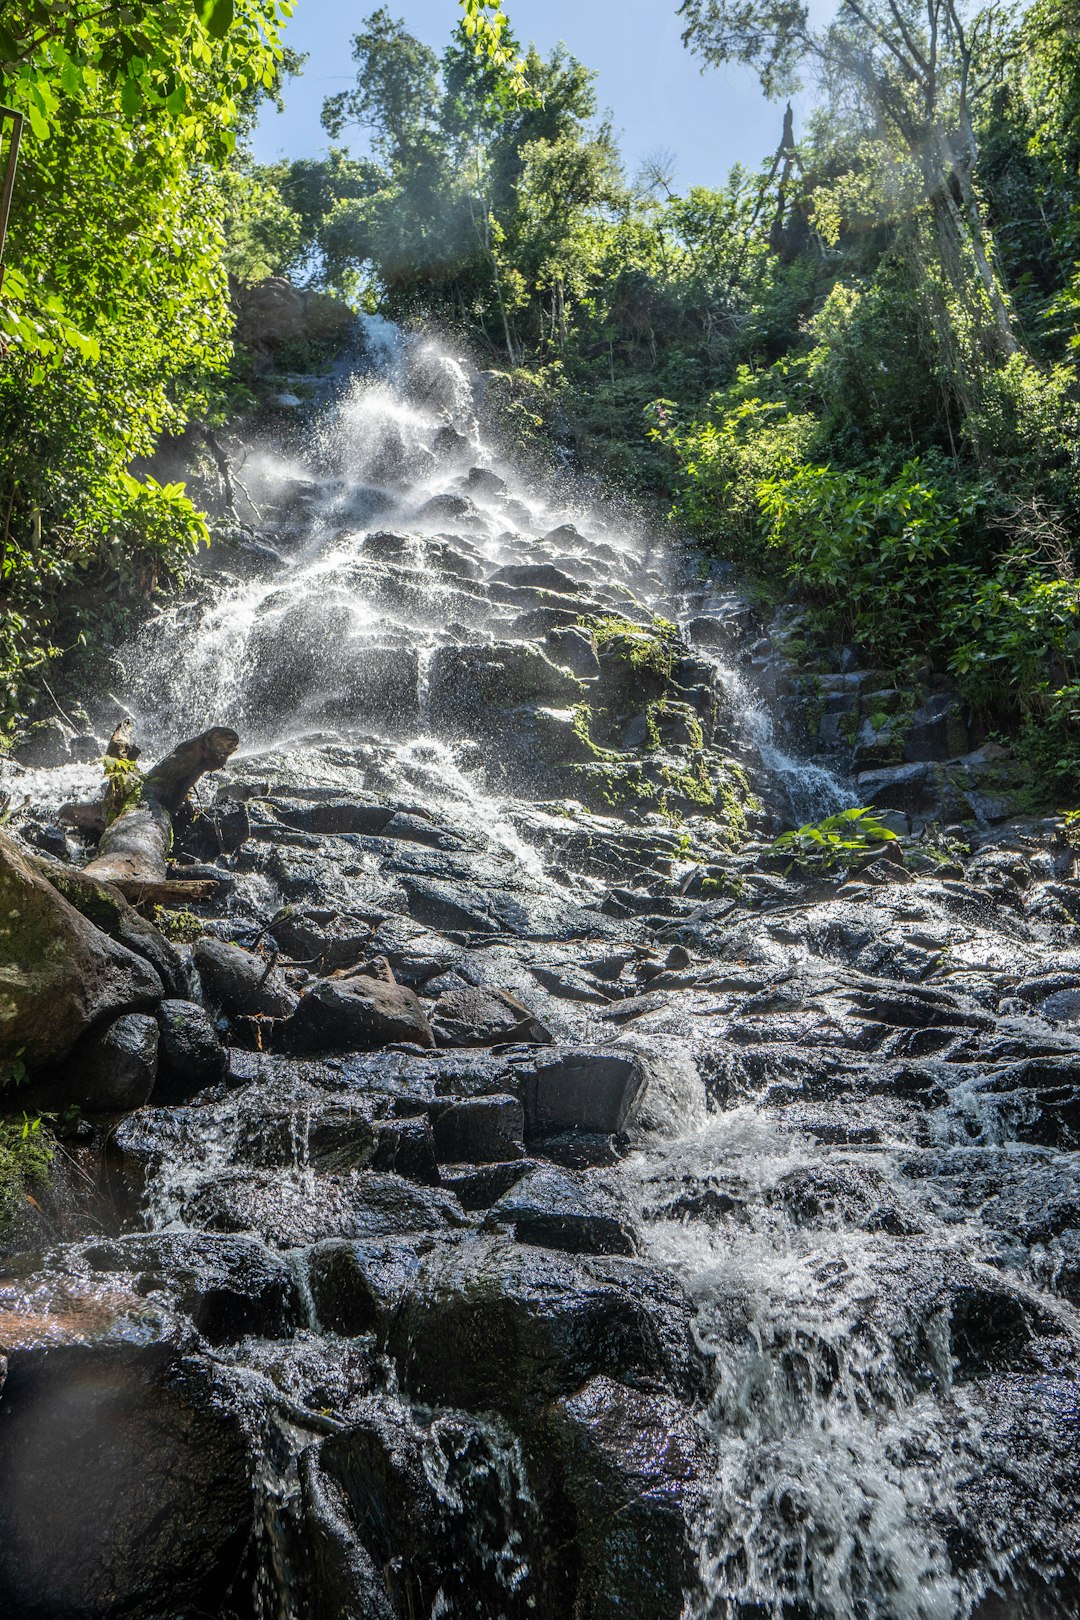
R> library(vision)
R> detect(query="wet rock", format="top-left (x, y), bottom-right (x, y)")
top-left (28, 857), bottom-right (188, 998)
top-left (58, 1011), bottom-right (160, 1113)
top-left (388, 1236), bottom-right (698, 1414)
top-left (184, 1168), bottom-right (467, 1248)
top-left (430, 983), bottom-right (551, 1047)
top-left (427, 641), bottom-right (581, 730)
top-left (12, 718), bottom-right (71, 767)
top-left (287, 974), bottom-right (435, 1053)
top-left (542, 1376), bottom-right (712, 1620)
top-left (855, 761), bottom-right (931, 813)
top-left (308, 1237), bottom-right (429, 1336)
top-left (193, 937), bottom-right (297, 1020)
top-left (510, 1047), bottom-right (649, 1137)
top-left (484, 1165), bottom-right (638, 1256)
top-left (417, 491), bottom-right (480, 525)
top-left (947, 1374), bottom-right (1080, 1609)
top-left (546, 624), bottom-right (601, 677)
top-left (0, 830), bottom-right (163, 1070)
top-left (371, 1115), bottom-right (439, 1184)
top-left (155, 998), bottom-right (228, 1100)
top-left (971, 1058), bottom-right (1080, 1148)
top-left (431, 1094), bottom-right (525, 1163)
top-left (0, 1344), bottom-right (254, 1619)
top-left (437, 1158), bottom-right (539, 1210)
top-left (299, 1400), bottom-right (550, 1620)
top-left (489, 561), bottom-right (582, 595)
top-left (80, 1232), bottom-right (301, 1344)
top-left (902, 690), bottom-right (972, 762)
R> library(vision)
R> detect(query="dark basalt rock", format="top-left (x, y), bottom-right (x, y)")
top-left (541, 1376), bottom-right (714, 1620)
top-left (427, 641), bottom-right (581, 731)
top-left (0, 1345), bottom-right (254, 1619)
top-left (431, 1093), bottom-right (525, 1163)
top-left (307, 1236), bottom-right (431, 1337)
top-left (0, 830), bottom-right (163, 1072)
top-left (488, 561), bottom-right (582, 595)
top-left (30, 856), bottom-right (188, 998)
top-left (509, 1047), bottom-right (649, 1137)
top-left (299, 1400), bottom-right (553, 1619)
top-left (155, 997), bottom-right (228, 1100)
top-left (484, 1164), bottom-right (639, 1256)
top-left (429, 983), bottom-right (551, 1048)
top-left (437, 1158), bottom-right (540, 1209)
top-left (387, 1236), bottom-right (699, 1414)
top-left (65, 1011), bottom-right (159, 1113)
top-left (287, 974), bottom-right (436, 1053)
top-left (183, 1168), bottom-right (468, 1249)
top-left (193, 936), bottom-right (297, 1020)
top-left (80, 1231), bottom-right (301, 1344)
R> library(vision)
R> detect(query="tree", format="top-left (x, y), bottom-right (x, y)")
top-left (678, 0), bottom-right (1020, 358)
top-left (0, 2), bottom-right (291, 728)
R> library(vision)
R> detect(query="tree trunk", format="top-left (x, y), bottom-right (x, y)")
top-left (83, 726), bottom-right (239, 903)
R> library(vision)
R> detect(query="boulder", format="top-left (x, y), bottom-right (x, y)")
top-left (430, 984), bottom-right (551, 1047)
top-left (387, 1236), bottom-right (698, 1414)
top-left (488, 562), bottom-right (582, 596)
top-left (299, 1401), bottom-right (554, 1619)
top-left (484, 1165), bottom-right (638, 1256)
top-left (80, 1232), bottom-right (301, 1344)
top-left (308, 1237), bottom-right (429, 1338)
top-left (0, 830), bottom-right (162, 1071)
top-left (30, 858), bottom-right (188, 997)
top-left (427, 642), bottom-right (581, 731)
top-left (183, 1169), bottom-right (465, 1249)
top-left (542, 1376), bottom-right (713, 1620)
top-left (67, 1012), bottom-right (160, 1113)
top-left (509, 1048), bottom-right (649, 1137)
top-left (287, 975), bottom-right (435, 1054)
top-left (12, 718), bottom-right (72, 767)
top-left (155, 999), bottom-right (228, 1100)
top-left (0, 1342), bottom-right (253, 1618)
top-left (431, 1094), bottom-right (525, 1163)
top-left (902, 690), bottom-right (972, 762)
top-left (193, 937), bottom-right (297, 1020)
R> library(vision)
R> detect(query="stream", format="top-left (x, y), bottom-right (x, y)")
top-left (1, 322), bottom-right (1078, 1620)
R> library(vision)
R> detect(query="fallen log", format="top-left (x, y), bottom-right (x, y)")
top-left (59, 718), bottom-right (140, 836)
top-left (83, 727), bottom-right (239, 897)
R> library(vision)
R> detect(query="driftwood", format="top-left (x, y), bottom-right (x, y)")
top-left (81, 726), bottom-right (240, 903)
top-left (59, 719), bottom-right (141, 836)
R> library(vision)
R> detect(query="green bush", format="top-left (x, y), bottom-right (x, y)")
top-left (648, 376), bottom-right (817, 557)
top-left (758, 458), bottom-right (986, 661)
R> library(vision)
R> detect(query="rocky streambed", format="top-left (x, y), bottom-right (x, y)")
top-left (1, 328), bottom-right (1078, 1620)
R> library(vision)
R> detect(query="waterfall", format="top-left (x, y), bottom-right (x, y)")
top-left (4, 317), bottom-right (1077, 1620)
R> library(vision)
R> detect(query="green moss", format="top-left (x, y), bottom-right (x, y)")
top-left (0, 1115), bottom-right (54, 1240)
top-left (155, 908), bottom-right (207, 943)
top-left (579, 613), bottom-right (680, 680)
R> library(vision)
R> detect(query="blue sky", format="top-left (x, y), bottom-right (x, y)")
top-left (253, 0), bottom-right (839, 189)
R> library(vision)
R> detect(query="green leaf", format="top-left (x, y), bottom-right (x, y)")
top-left (0, 23), bottom-right (20, 61)
top-left (199, 0), bottom-right (235, 41)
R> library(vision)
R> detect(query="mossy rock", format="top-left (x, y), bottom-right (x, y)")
top-left (0, 831), bottom-right (162, 1072)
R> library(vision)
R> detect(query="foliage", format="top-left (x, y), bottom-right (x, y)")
top-left (102, 754), bottom-right (145, 825)
top-left (758, 459), bottom-right (984, 661)
top-left (770, 806), bottom-right (899, 873)
top-left (0, 0), bottom-right (292, 733)
top-left (649, 381), bottom-right (816, 556)
top-left (0, 1112), bottom-right (53, 1237)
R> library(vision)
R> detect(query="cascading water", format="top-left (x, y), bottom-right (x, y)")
top-left (4, 315), bottom-right (1079, 1620)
